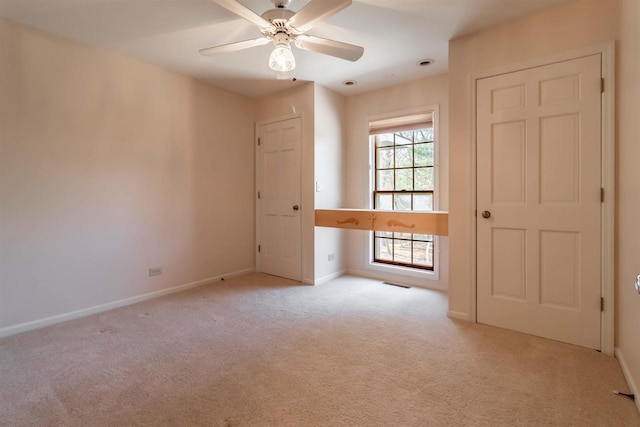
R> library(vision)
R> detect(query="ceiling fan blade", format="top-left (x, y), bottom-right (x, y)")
top-left (212, 0), bottom-right (273, 29)
top-left (199, 37), bottom-right (270, 56)
top-left (288, 0), bottom-right (352, 32)
top-left (295, 35), bottom-right (363, 62)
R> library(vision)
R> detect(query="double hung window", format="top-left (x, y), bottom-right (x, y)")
top-left (371, 113), bottom-right (436, 270)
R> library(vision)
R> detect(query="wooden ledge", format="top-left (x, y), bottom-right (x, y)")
top-left (315, 209), bottom-right (448, 236)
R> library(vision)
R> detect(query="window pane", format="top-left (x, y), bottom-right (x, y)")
top-left (375, 193), bottom-right (393, 210)
top-left (394, 232), bottom-right (412, 240)
top-left (395, 146), bottom-right (413, 168)
top-left (415, 167), bottom-right (434, 191)
top-left (413, 241), bottom-right (433, 267)
top-left (375, 230), bottom-right (393, 238)
top-left (395, 131), bottom-right (412, 145)
top-left (394, 193), bottom-right (411, 211)
top-left (377, 170), bottom-right (394, 190)
top-left (414, 143), bottom-right (434, 167)
top-left (377, 147), bottom-right (394, 169)
top-left (413, 193), bottom-right (433, 211)
top-left (413, 234), bottom-right (433, 242)
top-left (415, 128), bottom-right (434, 143)
top-left (377, 133), bottom-right (394, 147)
top-left (371, 119), bottom-right (436, 271)
top-left (393, 239), bottom-right (412, 264)
top-left (395, 169), bottom-right (413, 190)
top-left (375, 238), bottom-right (393, 261)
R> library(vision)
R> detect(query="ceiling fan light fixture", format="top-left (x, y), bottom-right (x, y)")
top-left (276, 69), bottom-right (295, 80)
top-left (269, 44), bottom-right (296, 72)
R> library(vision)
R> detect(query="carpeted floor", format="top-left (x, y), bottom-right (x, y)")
top-left (0, 273), bottom-right (638, 426)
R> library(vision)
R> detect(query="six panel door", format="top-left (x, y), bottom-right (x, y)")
top-left (476, 55), bottom-right (602, 349)
top-left (257, 117), bottom-right (302, 281)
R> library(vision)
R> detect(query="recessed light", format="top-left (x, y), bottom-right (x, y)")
top-left (417, 58), bottom-right (434, 67)
top-left (343, 80), bottom-right (357, 86)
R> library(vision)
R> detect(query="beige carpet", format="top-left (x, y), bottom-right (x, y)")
top-left (0, 273), bottom-right (638, 426)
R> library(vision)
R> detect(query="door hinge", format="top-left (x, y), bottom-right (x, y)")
top-left (601, 297), bottom-right (604, 312)
top-left (258, 191), bottom-right (261, 200)
top-left (258, 244), bottom-right (261, 253)
top-left (601, 187), bottom-right (605, 203)
top-left (258, 137), bottom-right (261, 146)
top-left (601, 78), bottom-right (605, 93)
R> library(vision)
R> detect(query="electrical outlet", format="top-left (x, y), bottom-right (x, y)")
top-left (328, 253), bottom-right (335, 261)
top-left (635, 274), bottom-right (640, 294)
top-left (149, 267), bottom-right (162, 277)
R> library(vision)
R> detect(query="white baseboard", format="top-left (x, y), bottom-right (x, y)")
top-left (615, 347), bottom-right (640, 413)
top-left (313, 270), bottom-right (346, 285)
top-left (0, 267), bottom-right (255, 339)
top-left (447, 310), bottom-right (472, 321)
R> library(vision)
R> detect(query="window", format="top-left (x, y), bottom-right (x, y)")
top-left (371, 113), bottom-right (436, 270)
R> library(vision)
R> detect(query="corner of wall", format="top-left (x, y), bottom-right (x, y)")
top-left (615, 347), bottom-right (640, 413)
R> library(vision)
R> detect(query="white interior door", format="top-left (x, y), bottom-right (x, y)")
top-left (256, 117), bottom-right (302, 281)
top-left (476, 55), bottom-right (602, 349)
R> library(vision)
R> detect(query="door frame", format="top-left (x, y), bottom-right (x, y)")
top-left (469, 42), bottom-right (615, 355)
top-left (255, 114), bottom-right (303, 280)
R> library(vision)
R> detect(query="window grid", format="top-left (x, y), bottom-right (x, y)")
top-left (373, 129), bottom-right (435, 270)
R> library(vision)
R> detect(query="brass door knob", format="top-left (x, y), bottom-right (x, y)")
top-left (481, 210), bottom-right (491, 219)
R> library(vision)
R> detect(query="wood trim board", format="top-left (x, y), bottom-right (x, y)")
top-left (315, 209), bottom-right (448, 236)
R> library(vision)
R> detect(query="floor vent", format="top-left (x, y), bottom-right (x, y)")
top-left (382, 281), bottom-right (410, 289)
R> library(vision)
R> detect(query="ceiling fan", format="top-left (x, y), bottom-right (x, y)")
top-left (200, 0), bottom-right (364, 79)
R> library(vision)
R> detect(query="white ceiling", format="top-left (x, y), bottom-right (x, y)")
top-left (0, 0), bottom-right (570, 97)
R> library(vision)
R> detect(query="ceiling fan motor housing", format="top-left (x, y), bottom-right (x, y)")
top-left (261, 8), bottom-right (296, 30)
top-left (272, 0), bottom-right (291, 8)
top-left (261, 6), bottom-right (301, 44)
top-left (272, 30), bottom-right (292, 48)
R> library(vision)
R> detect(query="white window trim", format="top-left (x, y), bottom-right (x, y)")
top-left (366, 105), bottom-right (441, 281)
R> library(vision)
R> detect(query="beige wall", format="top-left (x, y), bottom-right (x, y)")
top-left (448, 0), bottom-right (618, 318)
top-left (4, 7), bottom-right (638, 405)
top-left (255, 83), bottom-right (316, 284)
top-left (0, 19), bottom-right (256, 330)
top-left (344, 74), bottom-right (449, 290)
top-left (616, 0), bottom-right (640, 406)
top-left (314, 84), bottom-right (347, 283)
top-left (255, 83), bottom-right (347, 285)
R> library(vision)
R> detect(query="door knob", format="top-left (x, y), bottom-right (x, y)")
top-left (481, 210), bottom-right (491, 219)
top-left (293, 205), bottom-right (300, 211)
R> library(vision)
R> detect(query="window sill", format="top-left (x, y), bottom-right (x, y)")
top-left (367, 261), bottom-right (439, 281)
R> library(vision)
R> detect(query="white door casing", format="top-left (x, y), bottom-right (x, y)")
top-left (476, 55), bottom-right (602, 349)
top-left (256, 117), bottom-right (302, 281)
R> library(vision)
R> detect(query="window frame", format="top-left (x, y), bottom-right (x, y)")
top-left (373, 131), bottom-right (435, 270)
top-left (367, 106), bottom-right (440, 280)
